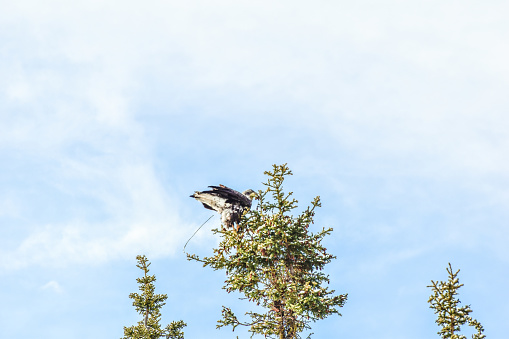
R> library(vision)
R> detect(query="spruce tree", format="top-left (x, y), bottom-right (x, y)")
top-left (427, 263), bottom-right (485, 339)
top-left (188, 164), bottom-right (347, 339)
top-left (122, 255), bottom-right (186, 339)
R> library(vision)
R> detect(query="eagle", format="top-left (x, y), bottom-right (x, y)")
top-left (190, 185), bottom-right (255, 229)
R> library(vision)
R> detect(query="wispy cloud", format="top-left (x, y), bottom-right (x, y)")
top-left (1, 0), bottom-right (508, 272)
top-left (40, 280), bottom-right (63, 294)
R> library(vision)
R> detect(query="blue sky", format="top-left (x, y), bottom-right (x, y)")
top-left (1, 1), bottom-right (508, 338)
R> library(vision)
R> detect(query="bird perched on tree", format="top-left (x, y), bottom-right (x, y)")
top-left (190, 185), bottom-right (255, 229)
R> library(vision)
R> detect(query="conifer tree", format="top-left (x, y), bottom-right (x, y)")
top-left (122, 255), bottom-right (186, 339)
top-left (188, 164), bottom-right (347, 339)
top-left (427, 263), bottom-right (485, 339)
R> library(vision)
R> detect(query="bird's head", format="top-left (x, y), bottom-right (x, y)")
top-left (242, 189), bottom-right (256, 200)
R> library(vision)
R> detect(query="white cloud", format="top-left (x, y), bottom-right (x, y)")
top-left (1, 0), bottom-right (509, 270)
top-left (41, 280), bottom-right (63, 294)
top-left (0, 160), bottom-right (196, 270)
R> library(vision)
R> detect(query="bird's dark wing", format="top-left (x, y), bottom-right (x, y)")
top-left (201, 203), bottom-right (215, 211)
top-left (205, 185), bottom-right (252, 207)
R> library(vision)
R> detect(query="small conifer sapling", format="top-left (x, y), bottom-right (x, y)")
top-left (122, 255), bottom-right (186, 339)
top-left (427, 263), bottom-right (485, 339)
